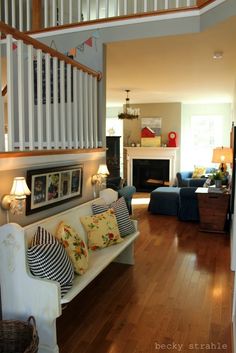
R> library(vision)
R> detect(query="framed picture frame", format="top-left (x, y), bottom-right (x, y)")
top-left (26, 164), bottom-right (83, 215)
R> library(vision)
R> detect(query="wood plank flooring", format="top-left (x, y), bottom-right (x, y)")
top-left (57, 193), bottom-right (233, 353)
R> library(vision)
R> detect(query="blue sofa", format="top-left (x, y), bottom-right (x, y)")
top-left (176, 168), bottom-right (215, 187)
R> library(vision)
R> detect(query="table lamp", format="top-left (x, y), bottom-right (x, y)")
top-left (212, 146), bottom-right (233, 172)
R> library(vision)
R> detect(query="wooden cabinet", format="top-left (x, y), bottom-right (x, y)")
top-left (196, 188), bottom-right (230, 233)
top-left (106, 136), bottom-right (120, 178)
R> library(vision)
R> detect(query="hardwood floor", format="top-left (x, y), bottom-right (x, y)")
top-left (57, 193), bottom-right (233, 353)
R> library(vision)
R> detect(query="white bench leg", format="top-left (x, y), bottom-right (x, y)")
top-left (114, 243), bottom-right (135, 265)
top-left (37, 318), bottom-right (59, 353)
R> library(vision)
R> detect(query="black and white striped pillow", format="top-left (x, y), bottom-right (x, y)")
top-left (31, 226), bottom-right (57, 246)
top-left (28, 227), bottom-right (74, 297)
top-left (92, 196), bottom-right (135, 237)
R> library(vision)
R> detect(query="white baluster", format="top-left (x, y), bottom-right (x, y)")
top-left (78, 70), bottom-right (84, 148)
top-left (78, 0), bottom-right (82, 22)
top-left (165, 0), bottom-right (168, 9)
top-left (28, 45), bottom-right (34, 150)
top-left (67, 64), bottom-right (72, 149)
top-left (45, 53), bottom-right (51, 149)
top-left (134, 0), bottom-right (138, 13)
top-left (19, 0), bottom-right (24, 31)
top-left (124, 0), bottom-right (128, 15)
top-left (4, 0), bottom-right (9, 25)
top-left (53, 57), bottom-right (59, 149)
top-left (88, 75), bottom-right (93, 148)
top-left (12, 0), bottom-right (16, 28)
top-left (176, 0), bottom-right (179, 8)
top-left (59, 0), bottom-right (64, 25)
top-left (87, 0), bottom-right (90, 21)
top-left (52, 0), bottom-right (57, 26)
top-left (187, 0), bottom-right (191, 6)
top-left (6, 35), bottom-right (14, 151)
top-left (73, 67), bottom-right (78, 149)
top-left (93, 77), bottom-right (98, 148)
top-left (154, 0), bottom-right (158, 10)
top-left (44, 0), bottom-right (48, 28)
top-left (17, 40), bottom-right (25, 151)
top-left (60, 60), bottom-right (66, 149)
top-left (144, 0), bottom-right (147, 12)
top-left (0, 44), bottom-right (5, 151)
top-left (105, 0), bottom-right (109, 18)
top-left (36, 49), bottom-right (43, 150)
top-left (26, 0), bottom-right (31, 31)
top-left (84, 73), bottom-right (89, 148)
top-left (115, 0), bottom-right (119, 16)
top-left (69, 0), bottom-right (73, 23)
top-left (95, 0), bottom-right (99, 19)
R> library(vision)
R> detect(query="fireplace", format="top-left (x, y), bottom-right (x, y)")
top-left (124, 147), bottom-right (178, 189)
top-left (133, 159), bottom-right (169, 191)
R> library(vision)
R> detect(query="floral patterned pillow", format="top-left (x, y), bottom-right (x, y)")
top-left (80, 209), bottom-right (123, 251)
top-left (55, 221), bottom-right (89, 275)
top-left (192, 166), bottom-right (206, 178)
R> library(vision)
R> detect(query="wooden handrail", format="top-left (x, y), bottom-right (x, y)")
top-left (0, 21), bottom-right (102, 80)
top-left (26, 0), bottom-right (218, 36)
top-left (0, 148), bottom-right (106, 158)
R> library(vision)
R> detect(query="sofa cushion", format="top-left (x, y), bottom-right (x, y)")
top-left (92, 196), bottom-right (135, 237)
top-left (80, 209), bottom-right (123, 251)
top-left (56, 222), bottom-right (89, 275)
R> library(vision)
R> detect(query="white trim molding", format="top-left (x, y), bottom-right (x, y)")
top-left (124, 147), bottom-right (178, 186)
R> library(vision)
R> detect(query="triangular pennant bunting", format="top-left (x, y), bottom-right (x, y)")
top-left (84, 37), bottom-right (93, 47)
top-left (68, 48), bottom-right (77, 57)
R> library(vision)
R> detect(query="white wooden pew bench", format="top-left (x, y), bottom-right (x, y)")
top-left (0, 189), bottom-right (139, 353)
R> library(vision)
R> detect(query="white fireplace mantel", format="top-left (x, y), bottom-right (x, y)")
top-left (124, 147), bottom-right (179, 186)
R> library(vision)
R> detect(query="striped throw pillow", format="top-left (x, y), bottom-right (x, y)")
top-left (92, 196), bottom-right (135, 237)
top-left (28, 227), bottom-right (74, 297)
top-left (31, 226), bottom-right (57, 246)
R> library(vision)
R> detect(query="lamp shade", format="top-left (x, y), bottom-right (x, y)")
top-left (212, 147), bottom-right (233, 164)
top-left (10, 177), bottom-right (31, 199)
top-left (97, 164), bottom-right (110, 175)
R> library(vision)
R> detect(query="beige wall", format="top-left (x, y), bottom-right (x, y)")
top-left (123, 102), bottom-right (181, 147)
top-left (0, 157), bottom-right (104, 227)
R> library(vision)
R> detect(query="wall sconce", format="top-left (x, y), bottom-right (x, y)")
top-left (91, 164), bottom-right (110, 197)
top-left (1, 177), bottom-right (31, 221)
top-left (212, 146), bottom-right (233, 172)
top-left (91, 164), bottom-right (110, 186)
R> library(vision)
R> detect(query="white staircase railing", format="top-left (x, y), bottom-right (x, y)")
top-left (0, 0), bottom-right (207, 32)
top-left (0, 21), bottom-right (101, 152)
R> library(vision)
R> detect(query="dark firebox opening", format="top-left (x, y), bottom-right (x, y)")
top-left (133, 159), bottom-right (169, 192)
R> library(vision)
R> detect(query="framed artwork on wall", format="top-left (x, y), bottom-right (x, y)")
top-left (26, 164), bottom-right (83, 215)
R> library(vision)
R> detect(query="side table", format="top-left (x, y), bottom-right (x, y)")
top-left (195, 187), bottom-right (230, 233)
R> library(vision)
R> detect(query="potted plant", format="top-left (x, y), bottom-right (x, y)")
top-left (211, 171), bottom-right (224, 188)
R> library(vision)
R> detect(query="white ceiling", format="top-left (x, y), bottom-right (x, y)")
top-left (106, 15), bottom-right (236, 106)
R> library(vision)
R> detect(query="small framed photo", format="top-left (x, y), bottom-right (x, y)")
top-left (26, 164), bottom-right (83, 215)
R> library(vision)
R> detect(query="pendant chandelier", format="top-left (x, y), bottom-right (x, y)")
top-left (118, 90), bottom-right (140, 120)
